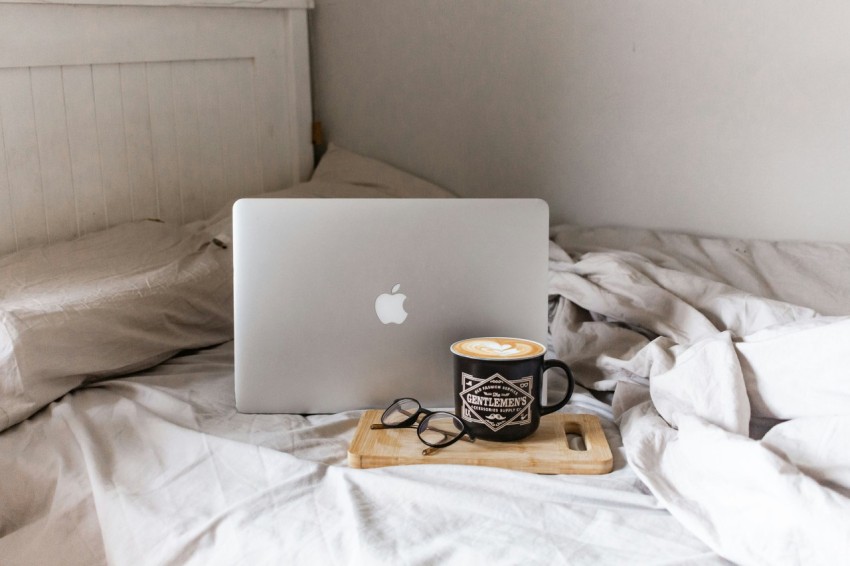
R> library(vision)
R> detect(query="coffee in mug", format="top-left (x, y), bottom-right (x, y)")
top-left (451, 337), bottom-right (575, 442)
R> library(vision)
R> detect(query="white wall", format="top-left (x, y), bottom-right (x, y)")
top-left (310, 0), bottom-right (850, 243)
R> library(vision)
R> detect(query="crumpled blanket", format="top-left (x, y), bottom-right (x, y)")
top-left (547, 224), bottom-right (850, 565)
top-left (0, 341), bottom-right (721, 566)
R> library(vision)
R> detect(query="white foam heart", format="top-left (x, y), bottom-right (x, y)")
top-left (474, 341), bottom-right (520, 356)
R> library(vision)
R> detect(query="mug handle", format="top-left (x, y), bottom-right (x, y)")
top-left (540, 359), bottom-right (575, 416)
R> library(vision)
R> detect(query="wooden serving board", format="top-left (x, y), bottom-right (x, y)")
top-left (348, 410), bottom-right (613, 475)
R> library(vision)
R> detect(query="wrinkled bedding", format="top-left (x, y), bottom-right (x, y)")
top-left (1, 222), bottom-right (848, 565)
top-left (548, 225), bottom-right (850, 565)
top-left (0, 342), bottom-right (720, 565)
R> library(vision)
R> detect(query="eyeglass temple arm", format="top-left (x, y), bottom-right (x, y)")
top-left (370, 423), bottom-right (406, 430)
top-left (421, 434), bottom-right (475, 456)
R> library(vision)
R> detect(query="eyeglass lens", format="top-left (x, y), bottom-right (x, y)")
top-left (418, 413), bottom-right (464, 447)
top-left (382, 398), bottom-right (421, 426)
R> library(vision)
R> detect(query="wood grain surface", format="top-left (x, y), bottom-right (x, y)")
top-left (348, 410), bottom-right (613, 475)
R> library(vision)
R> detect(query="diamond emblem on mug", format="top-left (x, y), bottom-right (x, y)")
top-left (459, 372), bottom-right (535, 432)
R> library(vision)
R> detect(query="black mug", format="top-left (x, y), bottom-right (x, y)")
top-left (452, 337), bottom-right (575, 442)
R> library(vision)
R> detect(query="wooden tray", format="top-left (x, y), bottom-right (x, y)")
top-left (348, 410), bottom-right (613, 475)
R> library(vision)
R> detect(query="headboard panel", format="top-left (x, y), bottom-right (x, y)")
top-left (0, 1), bottom-right (313, 255)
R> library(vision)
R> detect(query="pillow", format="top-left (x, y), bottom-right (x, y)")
top-left (0, 220), bottom-right (232, 431)
top-left (310, 143), bottom-right (454, 198)
top-left (190, 143), bottom-right (456, 243)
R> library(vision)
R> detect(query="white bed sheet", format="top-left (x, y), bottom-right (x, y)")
top-left (4, 220), bottom-right (849, 565)
top-left (0, 341), bottom-right (722, 565)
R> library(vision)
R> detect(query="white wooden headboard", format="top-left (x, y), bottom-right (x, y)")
top-left (0, 0), bottom-right (313, 255)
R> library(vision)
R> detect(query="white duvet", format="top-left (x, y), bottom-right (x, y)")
top-left (548, 225), bottom-right (850, 565)
top-left (1, 222), bottom-right (848, 565)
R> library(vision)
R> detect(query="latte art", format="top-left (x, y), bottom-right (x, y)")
top-left (451, 337), bottom-right (545, 360)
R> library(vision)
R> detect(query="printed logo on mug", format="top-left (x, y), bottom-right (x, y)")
top-left (451, 337), bottom-right (575, 442)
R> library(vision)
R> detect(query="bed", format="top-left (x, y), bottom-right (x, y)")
top-left (3, 144), bottom-right (849, 565)
top-left (2, 2), bottom-right (850, 565)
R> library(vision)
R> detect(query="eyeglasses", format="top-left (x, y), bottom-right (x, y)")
top-left (370, 398), bottom-right (475, 455)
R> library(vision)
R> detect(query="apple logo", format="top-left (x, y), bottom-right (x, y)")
top-left (375, 283), bottom-right (408, 324)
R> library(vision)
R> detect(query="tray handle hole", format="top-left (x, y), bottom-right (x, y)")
top-left (563, 422), bottom-right (587, 451)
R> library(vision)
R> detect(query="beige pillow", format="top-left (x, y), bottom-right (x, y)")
top-left (311, 143), bottom-right (454, 198)
top-left (191, 143), bottom-right (456, 243)
top-left (0, 220), bottom-right (232, 431)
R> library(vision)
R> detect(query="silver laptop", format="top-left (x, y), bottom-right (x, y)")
top-left (233, 198), bottom-right (549, 413)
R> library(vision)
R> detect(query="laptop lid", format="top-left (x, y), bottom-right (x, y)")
top-left (233, 198), bottom-right (549, 414)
